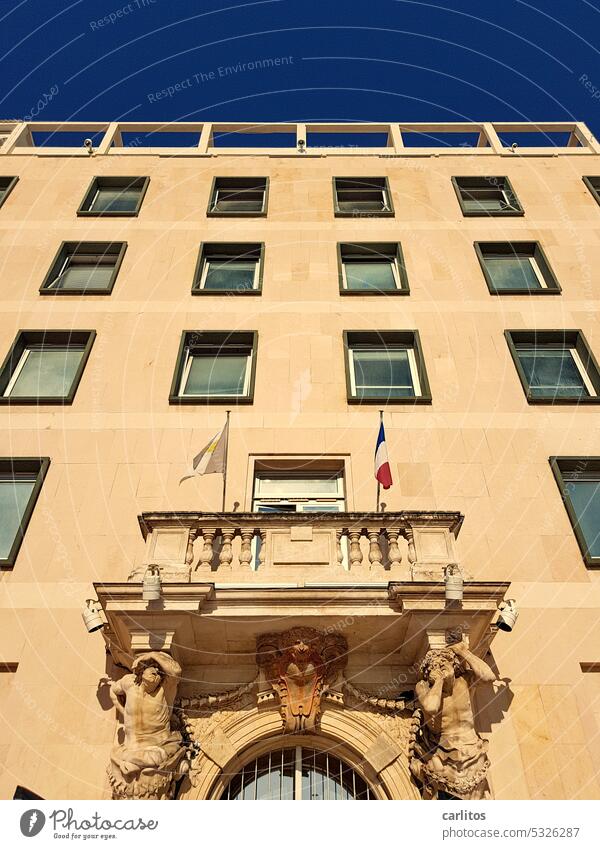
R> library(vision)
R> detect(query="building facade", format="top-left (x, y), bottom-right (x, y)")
top-left (0, 119), bottom-right (599, 801)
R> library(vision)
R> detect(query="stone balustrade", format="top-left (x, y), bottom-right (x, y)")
top-left (132, 511), bottom-right (463, 584)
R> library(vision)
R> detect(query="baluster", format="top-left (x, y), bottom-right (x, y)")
top-left (219, 529), bottom-right (235, 570)
top-left (367, 530), bottom-right (383, 570)
top-left (257, 530), bottom-right (266, 570)
top-left (336, 529), bottom-right (345, 571)
top-left (387, 529), bottom-right (402, 570)
top-left (186, 529), bottom-right (197, 570)
top-left (348, 531), bottom-right (363, 570)
top-left (405, 527), bottom-right (416, 579)
top-left (198, 528), bottom-right (215, 572)
top-left (239, 528), bottom-right (254, 569)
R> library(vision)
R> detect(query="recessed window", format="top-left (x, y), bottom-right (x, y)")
top-left (550, 457), bottom-right (600, 567)
top-left (0, 330), bottom-right (95, 404)
top-left (0, 177), bottom-right (18, 210)
top-left (0, 458), bottom-right (49, 567)
top-left (40, 242), bottom-right (127, 295)
top-left (452, 176), bottom-right (523, 216)
top-left (506, 330), bottom-right (600, 403)
top-left (583, 176), bottom-right (600, 208)
top-left (252, 460), bottom-right (346, 512)
top-left (338, 243), bottom-right (408, 294)
top-left (344, 331), bottom-right (431, 403)
top-left (207, 177), bottom-right (268, 216)
top-left (475, 242), bottom-right (560, 294)
top-left (78, 176), bottom-right (149, 216)
top-left (333, 178), bottom-right (393, 217)
top-left (169, 331), bottom-right (257, 404)
top-left (193, 243), bottom-right (263, 294)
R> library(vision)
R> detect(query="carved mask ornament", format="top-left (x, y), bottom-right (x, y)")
top-left (256, 627), bottom-right (347, 733)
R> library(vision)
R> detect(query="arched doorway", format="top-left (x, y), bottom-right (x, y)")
top-left (221, 745), bottom-right (374, 800)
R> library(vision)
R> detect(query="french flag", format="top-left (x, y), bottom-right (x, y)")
top-left (375, 421), bottom-right (393, 490)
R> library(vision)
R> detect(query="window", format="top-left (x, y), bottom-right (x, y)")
top-left (333, 178), bottom-right (393, 217)
top-left (452, 176), bottom-right (523, 216)
top-left (0, 458), bottom-right (49, 567)
top-left (0, 330), bottom-right (95, 404)
top-left (208, 177), bottom-right (268, 216)
top-left (77, 176), bottom-right (149, 216)
top-left (475, 242), bottom-right (560, 294)
top-left (252, 461), bottom-right (346, 512)
top-left (344, 331), bottom-right (431, 403)
top-left (550, 457), bottom-right (600, 566)
top-left (338, 243), bottom-right (408, 294)
top-left (583, 176), bottom-right (600, 208)
top-left (221, 746), bottom-right (373, 800)
top-left (193, 243), bottom-right (263, 294)
top-left (505, 330), bottom-right (600, 403)
top-left (40, 242), bottom-right (127, 295)
top-left (0, 176), bottom-right (18, 210)
top-left (169, 331), bottom-right (257, 404)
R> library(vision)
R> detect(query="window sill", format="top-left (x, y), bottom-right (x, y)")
top-left (191, 288), bottom-right (262, 296)
top-left (339, 288), bottom-right (409, 296)
top-left (0, 396), bottom-right (75, 405)
top-left (461, 209), bottom-right (524, 217)
top-left (525, 395), bottom-right (600, 404)
top-left (39, 288), bottom-right (114, 296)
top-left (169, 395), bottom-right (254, 405)
top-left (347, 395), bottom-right (432, 405)
top-left (206, 210), bottom-right (267, 218)
top-left (334, 210), bottom-right (395, 218)
top-left (76, 210), bottom-right (140, 217)
top-left (488, 288), bottom-right (561, 295)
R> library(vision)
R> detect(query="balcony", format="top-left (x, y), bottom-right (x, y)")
top-left (133, 510), bottom-right (464, 583)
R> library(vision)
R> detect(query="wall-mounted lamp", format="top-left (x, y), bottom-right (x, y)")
top-left (444, 563), bottom-right (463, 604)
top-left (142, 564), bottom-right (162, 602)
top-left (297, 139), bottom-right (306, 153)
top-left (497, 599), bottom-right (519, 632)
top-left (82, 599), bottom-right (104, 633)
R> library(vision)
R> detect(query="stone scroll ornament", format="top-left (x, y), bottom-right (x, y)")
top-left (410, 640), bottom-right (496, 800)
top-left (107, 652), bottom-right (192, 800)
top-left (256, 627), bottom-right (348, 733)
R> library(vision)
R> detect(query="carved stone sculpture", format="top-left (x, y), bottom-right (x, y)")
top-left (107, 651), bottom-right (190, 799)
top-left (410, 640), bottom-right (495, 800)
top-left (256, 627), bottom-right (347, 733)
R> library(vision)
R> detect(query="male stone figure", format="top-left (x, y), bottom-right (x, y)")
top-left (410, 639), bottom-right (496, 800)
top-left (108, 651), bottom-right (188, 799)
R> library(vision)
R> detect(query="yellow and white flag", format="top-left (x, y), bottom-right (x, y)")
top-left (180, 420), bottom-right (229, 483)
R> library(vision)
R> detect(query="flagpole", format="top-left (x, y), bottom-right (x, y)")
top-left (376, 409), bottom-right (383, 512)
top-left (222, 410), bottom-right (231, 512)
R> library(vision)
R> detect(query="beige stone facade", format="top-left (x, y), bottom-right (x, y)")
top-left (1, 120), bottom-right (600, 800)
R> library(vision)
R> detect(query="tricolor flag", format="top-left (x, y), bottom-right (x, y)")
top-left (180, 419), bottom-right (229, 484)
top-left (374, 421), bottom-right (392, 490)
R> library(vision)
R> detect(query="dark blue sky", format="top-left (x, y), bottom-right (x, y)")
top-left (0, 0), bottom-right (599, 134)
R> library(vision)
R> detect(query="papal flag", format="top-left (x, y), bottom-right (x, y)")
top-left (179, 419), bottom-right (229, 484)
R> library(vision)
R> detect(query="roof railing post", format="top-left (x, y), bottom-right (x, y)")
top-left (97, 122), bottom-right (120, 154)
top-left (389, 124), bottom-right (404, 153)
top-left (0, 122), bottom-right (31, 154)
top-left (198, 123), bottom-right (212, 153)
top-left (481, 122), bottom-right (504, 154)
top-left (573, 122), bottom-right (600, 153)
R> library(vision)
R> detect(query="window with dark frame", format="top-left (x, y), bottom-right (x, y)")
top-left (505, 330), bottom-right (600, 403)
top-left (77, 176), bottom-right (149, 216)
top-left (333, 178), bottom-right (394, 217)
top-left (169, 331), bottom-right (257, 404)
top-left (252, 460), bottom-right (346, 512)
top-left (193, 243), bottom-right (263, 294)
top-left (550, 457), bottom-right (600, 567)
top-left (338, 243), bottom-right (408, 294)
top-left (0, 330), bottom-right (96, 404)
top-left (452, 176), bottom-right (523, 216)
top-left (0, 458), bottom-right (50, 567)
top-left (583, 176), bottom-right (600, 208)
top-left (0, 176), bottom-right (18, 209)
top-left (344, 331), bottom-right (431, 403)
top-left (40, 242), bottom-right (127, 295)
top-left (475, 242), bottom-right (560, 294)
top-left (207, 177), bottom-right (268, 216)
